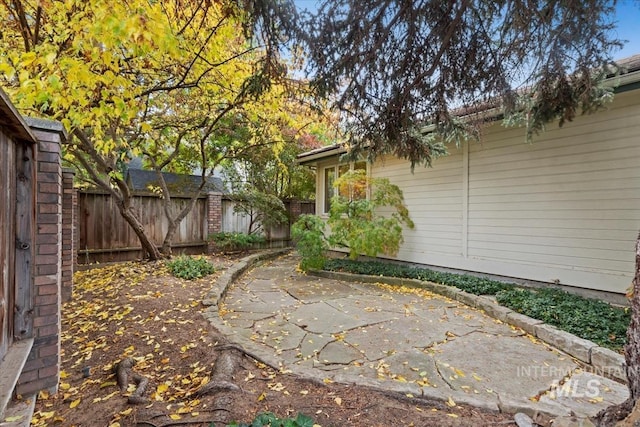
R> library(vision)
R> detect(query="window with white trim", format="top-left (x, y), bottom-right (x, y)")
top-left (322, 161), bottom-right (367, 214)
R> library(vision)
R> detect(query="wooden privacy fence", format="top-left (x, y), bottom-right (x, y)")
top-left (78, 190), bottom-right (208, 264)
top-left (220, 198), bottom-right (316, 241)
top-left (77, 190), bottom-right (315, 264)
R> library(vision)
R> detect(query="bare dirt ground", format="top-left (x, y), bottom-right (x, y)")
top-left (29, 254), bottom-right (517, 426)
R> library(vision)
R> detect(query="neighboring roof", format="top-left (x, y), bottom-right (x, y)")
top-left (298, 53), bottom-right (640, 165)
top-left (0, 87), bottom-right (37, 144)
top-left (126, 169), bottom-right (225, 194)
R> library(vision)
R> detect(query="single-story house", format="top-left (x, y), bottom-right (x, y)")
top-left (125, 168), bottom-right (225, 195)
top-left (298, 55), bottom-right (640, 298)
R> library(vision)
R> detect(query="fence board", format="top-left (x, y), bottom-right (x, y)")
top-left (78, 191), bottom-right (315, 263)
top-left (78, 191), bottom-right (207, 263)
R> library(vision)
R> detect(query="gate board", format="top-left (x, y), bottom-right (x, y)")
top-left (14, 141), bottom-right (34, 339)
top-left (0, 131), bottom-right (16, 360)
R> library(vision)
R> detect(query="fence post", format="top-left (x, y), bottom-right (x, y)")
top-left (61, 169), bottom-right (75, 302)
top-left (206, 192), bottom-right (222, 254)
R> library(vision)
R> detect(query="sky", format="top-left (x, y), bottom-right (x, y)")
top-left (293, 1), bottom-right (640, 61)
top-left (611, 1), bottom-right (640, 60)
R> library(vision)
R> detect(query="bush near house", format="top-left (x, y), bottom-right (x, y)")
top-left (208, 232), bottom-right (266, 252)
top-left (291, 214), bottom-right (329, 271)
top-left (292, 170), bottom-right (414, 271)
top-left (323, 259), bottom-right (630, 351)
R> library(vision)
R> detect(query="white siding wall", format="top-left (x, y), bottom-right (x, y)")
top-left (371, 148), bottom-right (464, 257)
top-left (370, 90), bottom-right (640, 294)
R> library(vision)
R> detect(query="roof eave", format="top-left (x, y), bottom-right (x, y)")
top-left (0, 88), bottom-right (37, 144)
top-left (296, 56), bottom-right (640, 165)
top-left (296, 144), bottom-right (346, 165)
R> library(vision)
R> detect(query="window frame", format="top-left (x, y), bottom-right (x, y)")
top-left (320, 161), bottom-right (369, 215)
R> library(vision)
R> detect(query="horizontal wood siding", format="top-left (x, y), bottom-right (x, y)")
top-left (371, 148), bottom-right (464, 257)
top-left (467, 90), bottom-right (640, 291)
top-left (365, 90), bottom-right (640, 294)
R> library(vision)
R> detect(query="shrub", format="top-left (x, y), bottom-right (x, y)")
top-left (208, 231), bottom-right (265, 252)
top-left (328, 170), bottom-right (414, 259)
top-left (166, 255), bottom-right (215, 280)
top-left (227, 412), bottom-right (314, 427)
top-left (496, 287), bottom-right (629, 349)
top-left (291, 214), bottom-right (328, 271)
top-left (324, 259), bottom-right (511, 295)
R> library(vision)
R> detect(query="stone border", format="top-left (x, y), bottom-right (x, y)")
top-left (310, 270), bottom-right (627, 383)
top-left (202, 248), bottom-right (291, 309)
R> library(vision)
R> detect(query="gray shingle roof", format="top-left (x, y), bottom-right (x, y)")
top-left (125, 169), bottom-right (225, 195)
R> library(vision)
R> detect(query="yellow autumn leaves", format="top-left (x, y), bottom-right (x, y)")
top-left (30, 261), bottom-right (216, 426)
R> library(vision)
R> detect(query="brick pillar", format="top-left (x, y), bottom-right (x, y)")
top-left (61, 169), bottom-right (75, 302)
top-left (287, 199), bottom-right (302, 245)
top-left (206, 192), bottom-right (222, 254)
top-left (289, 199), bottom-right (302, 222)
top-left (17, 118), bottom-right (67, 396)
top-left (72, 188), bottom-right (78, 272)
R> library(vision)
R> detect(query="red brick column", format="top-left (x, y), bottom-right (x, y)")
top-left (61, 169), bottom-right (75, 302)
top-left (289, 199), bottom-right (302, 222)
top-left (17, 119), bottom-right (67, 396)
top-left (206, 192), bottom-right (222, 254)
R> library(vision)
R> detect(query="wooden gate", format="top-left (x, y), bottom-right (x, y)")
top-left (0, 99), bottom-right (36, 364)
top-left (0, 130), bottom-right (14, 361)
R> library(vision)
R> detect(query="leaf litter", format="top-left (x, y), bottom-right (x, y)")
top-left (30, 254), bottom-right (513, 426)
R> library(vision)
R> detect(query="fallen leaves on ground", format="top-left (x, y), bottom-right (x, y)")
top-left (30, 254), bottom-right (514, 427)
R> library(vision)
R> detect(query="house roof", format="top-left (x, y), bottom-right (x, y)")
top-left (296, 144), bottom-right (347, 165)
top-left (0, 87), bottom-right (37, 144)
top-left (126, 169), bottom-right (225, 194)
top-left (618, 53), bottom-right (640, 73)
top-left (298, 53), bottom-right (640, 165)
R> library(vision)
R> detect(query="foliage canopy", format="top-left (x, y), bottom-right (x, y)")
top-left (300, 0), bottom-right (622, 167)
top-left (0, 0), bottom-right (324, 259)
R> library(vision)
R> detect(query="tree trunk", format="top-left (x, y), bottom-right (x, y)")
top-left (595, 231), bottom-right (640, 426)
top-left (116, 201), bottom-right (162, 260)
top-left (161, 221), bottom-right (177, 257)
top-left (160, 191), bottom-right (201, 257)
top-left (72, 130), bottom-right (163, 261)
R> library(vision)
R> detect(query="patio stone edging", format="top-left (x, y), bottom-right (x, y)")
top-left (309, 269), bottom-right (627, 383)
top-left (202, 248), bottom-right (291, 308)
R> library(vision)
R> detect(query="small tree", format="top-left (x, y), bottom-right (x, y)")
top-left (328, 170), bottom-right (414, 259)
top-left (293, 169), bottom-right (414, 269)
top-left (232, 189), bottom-right (288, 237)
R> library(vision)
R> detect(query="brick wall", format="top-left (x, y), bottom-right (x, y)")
top-left (206, 192), bottom-right (222, 254)
top-left (288, 199), bottom-right (302, 223)
top-left (17, 119), bottom-right (67, 396)
top-left (61, 169), bottom-right (75, 302)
